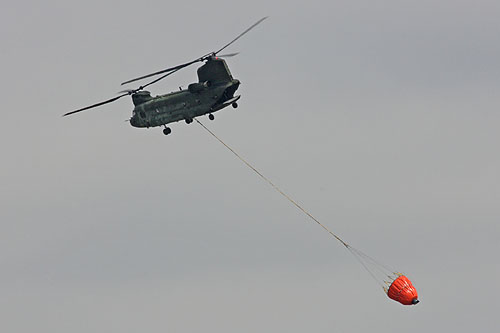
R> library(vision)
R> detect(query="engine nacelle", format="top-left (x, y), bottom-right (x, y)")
top-left (188, 81), bottom-right (210, 93)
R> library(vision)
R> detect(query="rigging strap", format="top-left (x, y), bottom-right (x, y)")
top-left (196, 119), bottom-right (396, 289)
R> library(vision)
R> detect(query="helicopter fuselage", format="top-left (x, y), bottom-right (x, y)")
top-left (129, 57), bottom-right (240, 129)
top-left (63, 14), bottom-right (268, 136)
top-left (129, 79), bottom-right (240, 128)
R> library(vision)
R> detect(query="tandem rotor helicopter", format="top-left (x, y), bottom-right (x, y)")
top-left (64, 17), bottom-right (267, 135)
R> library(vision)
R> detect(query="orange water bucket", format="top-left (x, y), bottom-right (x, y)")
top-left (387, 275), bottom-right (419, 305)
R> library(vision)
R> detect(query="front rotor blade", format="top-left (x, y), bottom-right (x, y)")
top-left (214, 16), bottom-right (268, 55)
top-left (64, 67), bottom-right (183, 117)
top-left (63, 92), bottom-right (130, 117)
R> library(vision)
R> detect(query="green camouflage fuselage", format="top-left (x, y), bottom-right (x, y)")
top-left (129, 57), bottom-right (240, 128)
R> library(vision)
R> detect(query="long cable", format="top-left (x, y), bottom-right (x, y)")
top-left (195, 118), bottom-right (394, 288)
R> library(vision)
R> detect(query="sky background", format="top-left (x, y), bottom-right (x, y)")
top-left (1, 0), bottom-right (499, 332)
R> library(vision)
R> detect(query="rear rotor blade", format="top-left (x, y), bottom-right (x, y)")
top-left (120, 17), bottom-right (266, 86)
top-left (122, 17), bottom-right (266, 86)
top-left (65, 17), bottom-right (267, 117)
top-left (63, 92), bottom-right (130, 117)
top-left (120, 63), bottom-right (188, 85)
top-left (217, 52), bottom-right (240, 58)
top-left (120, 54), bottom-right (209, 86)
top-left (139, 66), bottom-right (184, 90)
top-left (214, 16), bottom-right (268, 55)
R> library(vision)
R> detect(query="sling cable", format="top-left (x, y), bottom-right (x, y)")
top-left (196, 119), bottom-right (419, 306)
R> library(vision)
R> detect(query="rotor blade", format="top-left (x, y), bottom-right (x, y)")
top-left (217, 52), bottom-right (240, 58)
top-left (120, 55), bottom-right (209, 86)
top-left (120, 17), bottom-right (267, 86)
top-left (214, 16), bottom-right (268, 55)
top-left (64, 67), bottom-right (184, 117)
top-left (117, 89), bottom-right (135, 94)
top-left (139, 66), bottom-right (184, 90)
top-left (63, 92), bottom-right (130, 117)
top-left (120, 64), bottom-right (187, 86)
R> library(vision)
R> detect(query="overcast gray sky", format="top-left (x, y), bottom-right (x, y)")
top-left (1, 0), bottom-right (499, 332)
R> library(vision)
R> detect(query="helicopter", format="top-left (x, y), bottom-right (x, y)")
top-left (64, 17), bottom-right (267, 135)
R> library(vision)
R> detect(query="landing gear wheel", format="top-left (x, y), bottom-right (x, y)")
top-left (232, 102), bottom-right (238, 108)
top-left (163, 127), bottom-right (171, 135)
top-left (208, 114), bottom-right (215, 121)
top-left (185, 118), bottom-right (193, 124)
